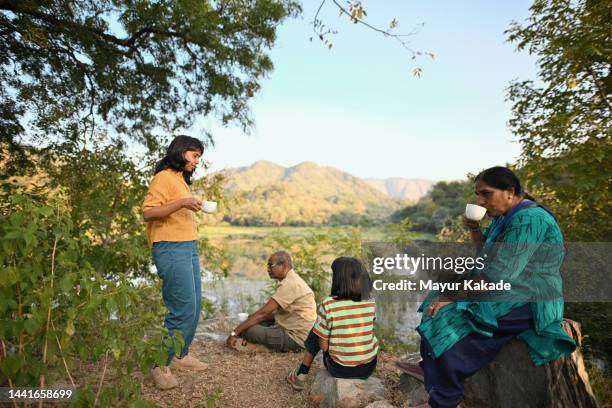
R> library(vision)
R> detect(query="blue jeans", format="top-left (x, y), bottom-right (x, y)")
top-left (152, 241), bottom-right (201, 364)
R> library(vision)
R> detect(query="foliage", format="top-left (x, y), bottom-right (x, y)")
top-left (265, 227), bottom-right (364, 302)
top-left (219, 161), bottom-right (402, 226)
top-left (374, 321), bottom-right (418, 355)
top-left (0, 193), bottom-right (172, 405)
top-left (1, 0), bottom-right (301, 155)
top-left (193, 172), bottom-right (238, 225)
top-left (310, 0), bottom-right (434, 76)
top-left (384, 218), bottom-right (416, 248)
top-left (45, 142), bottom-right (152, 278)
top-left (436, 216), bottom-right (471, 243)
top-left (392, 180), bottom-right (472, 234)
top-left (506, 0), bottom-right (612, 393)
top-left (199, 237), bottom-right (233, 278)
top-left (0, 121), bottom-right (225, 406)
top-left (585, 362), bottom-right (612, 407)
top-left (506, 0), bottom-right (611, 241)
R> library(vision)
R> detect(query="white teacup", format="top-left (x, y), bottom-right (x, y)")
top-left (237, 312), bottom-right (248, 322)
top-left (202, 200), bottom-right (217, 213)
top-left (465, 204), bottom-right (487, 221)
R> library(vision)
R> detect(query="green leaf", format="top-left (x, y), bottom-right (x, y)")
top-left (59, 274), bottom-right (74, 294)
top-left (24, 318), bottom-right (41, 335)
top-left (3, 230), bottom-right (22, 240)
top-left (0, 354), bottom-right (23, 376)
top-left (130, 400), bottom-right (155, 408)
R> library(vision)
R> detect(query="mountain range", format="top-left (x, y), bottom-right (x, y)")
top-left (213, 161), bottom-right (434, 226)
top-left (364, 178), bottom-right (434, 202)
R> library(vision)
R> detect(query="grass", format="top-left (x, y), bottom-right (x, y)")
top-left (200, 223), bottom-right (436, 242)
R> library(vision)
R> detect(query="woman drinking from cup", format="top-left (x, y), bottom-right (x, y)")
top-left (405, 166), bottom-right (576, 408)
top-left (143, 135), bottom-right (208, 390)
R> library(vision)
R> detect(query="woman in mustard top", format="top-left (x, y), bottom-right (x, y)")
top-left (143, 135), bottom-right (208, 390)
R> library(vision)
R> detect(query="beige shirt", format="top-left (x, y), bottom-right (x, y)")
top-left (272, 269), bottom-right (317, 345)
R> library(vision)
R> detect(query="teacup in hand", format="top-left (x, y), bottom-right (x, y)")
top-left (465, 204), bottom-right (487, 221)
top-left (202, 201), bottom-right (217, 214)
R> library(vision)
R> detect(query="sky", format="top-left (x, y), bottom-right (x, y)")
top-left (198, 0), bottom-right (539, 182)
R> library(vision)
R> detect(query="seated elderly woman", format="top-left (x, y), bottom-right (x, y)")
top-left (403, 166), bottom-right (576, 408)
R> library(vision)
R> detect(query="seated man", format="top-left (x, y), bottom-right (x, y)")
top-left (225, 251), bottom-right (316, 352)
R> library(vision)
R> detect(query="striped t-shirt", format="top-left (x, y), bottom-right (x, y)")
top-left (312, 296), bottom-right (379, 366)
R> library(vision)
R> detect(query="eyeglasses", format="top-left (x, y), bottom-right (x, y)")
top-left (267, 262), bottom-right (282, 269)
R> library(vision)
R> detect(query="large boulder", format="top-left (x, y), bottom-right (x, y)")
top-left (464, 320), bottom-right (599, 408)
top-left (398, 320), bottom-right (600, 408)
top-left (309, 369), bottom-right (386, 408)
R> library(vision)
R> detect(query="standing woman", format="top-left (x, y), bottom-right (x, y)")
top-left (143, 135), bottom-right (208, 390)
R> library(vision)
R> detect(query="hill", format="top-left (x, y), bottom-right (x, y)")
top-left (215, 161), bottom-right (406, 226)
top-left (364, 177), bottom-right (434, 201)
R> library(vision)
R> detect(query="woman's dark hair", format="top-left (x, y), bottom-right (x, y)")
top-left (154, 135), bottom-right (204, 185)
top-left (474, 166), bottom-right (535, 201)
top-left (330, 257), bottom-right (372, 302)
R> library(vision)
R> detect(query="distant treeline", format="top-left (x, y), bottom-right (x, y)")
top-left (219, 180), bottom-right (471, 231)
top-left (391, 181), bottom-right (471, 233)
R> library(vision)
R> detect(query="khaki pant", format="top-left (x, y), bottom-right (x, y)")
top-left (240, 319), bottom-right (302, 352)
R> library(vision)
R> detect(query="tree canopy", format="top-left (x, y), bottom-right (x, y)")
top-left (506, 0), bottom-right (611, 240)
top-left (392, 181), bottom-right (471, 234)
top-left (0, 0), bottom-right (299, 152)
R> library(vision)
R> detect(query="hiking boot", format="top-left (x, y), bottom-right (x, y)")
top-left (286, 366), bottom-right (306, 391)
top-left (171, 354), bottom-right (209, 371)
top-left (395, 355), bottom-right (424, 382)
top-left (151, 366), bottom-right (178, 390)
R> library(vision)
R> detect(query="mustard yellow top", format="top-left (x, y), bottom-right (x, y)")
top-left (143, 168), bottom-right (197, 247)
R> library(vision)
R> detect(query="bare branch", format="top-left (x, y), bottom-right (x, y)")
top-left (330, 0), bottom-right (418, 55)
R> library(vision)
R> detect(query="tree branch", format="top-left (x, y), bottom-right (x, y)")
top-left (93, 351), bottom-right (109, 408)
top-left (0, 1), bottom-right (190, 53)
top-left (329, 0), bottom-right (418, 55)
top-left (585, 65), bottom-right (612, 113)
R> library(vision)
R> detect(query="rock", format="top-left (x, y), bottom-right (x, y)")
top-left (364, 401), bottom-right (397, 408)
top-left (463, 319), bottom-right (599, 408)
top-left (396, 320), bottom-right (599, 408)
top-left (309, 369), bottom-right (386, 408)
top-left (398, 373), bottom-right (428, 406)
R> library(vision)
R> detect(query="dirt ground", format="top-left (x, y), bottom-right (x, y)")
top-left (140, 339), bottom-right (406, 408)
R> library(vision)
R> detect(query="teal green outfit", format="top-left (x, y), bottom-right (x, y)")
top-left (416, 203), bottom-right (576, 408)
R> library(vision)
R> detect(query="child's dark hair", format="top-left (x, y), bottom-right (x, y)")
top-left (330, 257), bottom-right (372, 302)
top-left (474, 166), bottom-right (536, 201)
top-left (154, 135), bottom-right (204, 185)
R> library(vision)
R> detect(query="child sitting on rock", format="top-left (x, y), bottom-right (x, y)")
top-left (287, 257), bottom-right (378, 390)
